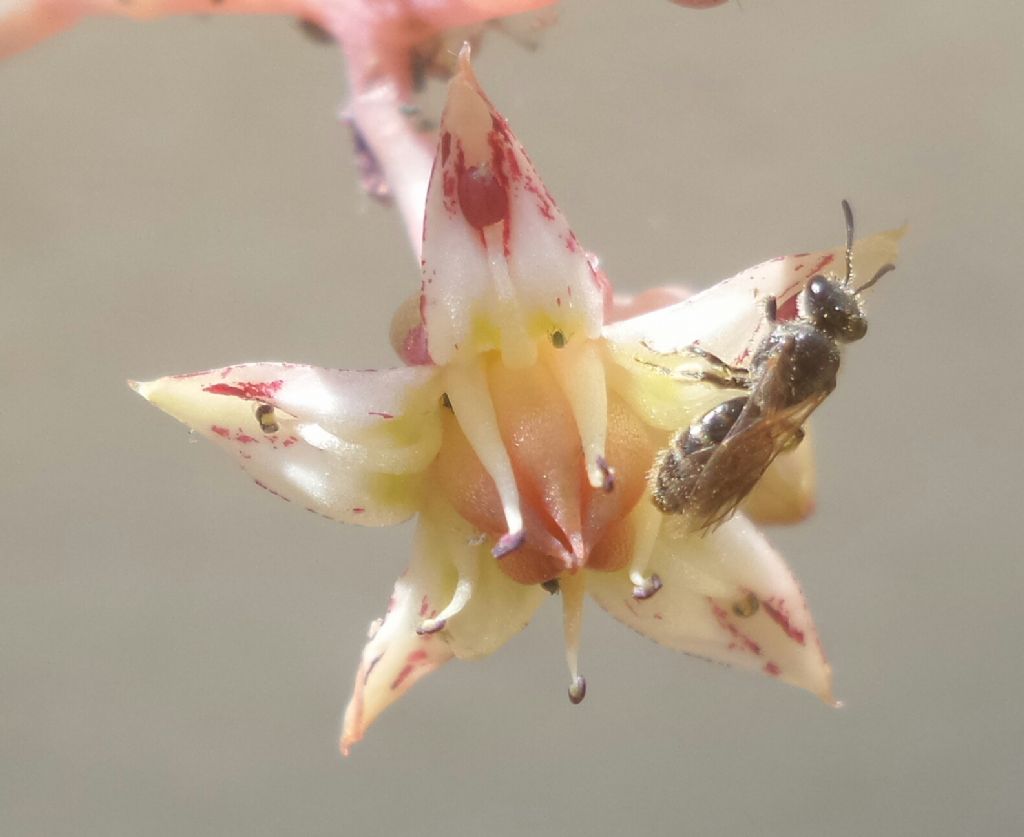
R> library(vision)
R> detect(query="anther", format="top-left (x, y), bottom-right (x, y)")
top-left (416, 618), bottom-right (447, 635)
top-left (493, 529), bottom-right (526, 558)
top-left (255, 403), bottom-right (279, 434)
top-left (440, 392), bottom-right (453, 410)
top-left (626, 499), bottom-right (664, 602)
top-left (595, 455), bottom-right (616, 493)
top-left (632, 573), bottom-right (663, 601)
top-left (550, 329), bottom-right (567, 349)
top-left (541, 579), bottom-right (561, 595)
top-left (731, 592), bottom-right (759, 618)
top-left (568, 675), bottom-right (587, 705)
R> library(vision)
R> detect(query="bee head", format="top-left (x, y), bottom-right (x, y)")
top-left (802, 275), bottom-right (868, 343)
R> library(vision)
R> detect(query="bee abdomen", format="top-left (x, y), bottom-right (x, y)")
top-left (650, 396), bottom-right (748, 514)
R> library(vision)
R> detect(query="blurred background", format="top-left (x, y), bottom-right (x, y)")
top-left (2, 1), bottom-right (1022, 834)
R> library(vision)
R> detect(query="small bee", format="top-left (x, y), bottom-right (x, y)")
top-left (651, 200), bottom-right (895, 533)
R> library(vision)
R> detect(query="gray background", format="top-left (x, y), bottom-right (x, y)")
top-left (2, 1), bottom-right (1022, 834)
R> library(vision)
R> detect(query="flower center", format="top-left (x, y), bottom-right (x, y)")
top-left (429, 340), bottom-right (660, 585)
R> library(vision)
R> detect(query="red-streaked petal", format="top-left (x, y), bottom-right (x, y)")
top-left (587, 514), bottom-right (833, 702)
top-left (340, 550), bottom-right (455, 756)
top-left (419, 46), bottom-right (605, 365)
top-left (603, 228), bottom-right (903, 365)
top-left (131, 363), bottom-right (441, 526)
top-left (340, 495), bottom-right (545, 754)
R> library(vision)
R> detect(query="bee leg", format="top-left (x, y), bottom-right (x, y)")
top-left (633, 354), bottom-right (751, 390)
top-left (681, 345), bottom-right (751, 387)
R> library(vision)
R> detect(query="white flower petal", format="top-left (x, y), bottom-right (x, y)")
top-left (340, 496), bottom-right (545, 754)
top-left (587, 514), bottom-right (833, 701)
top-left (131, 363), bottom-right (441, 526)
top-left (340, 548), bottom-right (455, 756)
top-left (420, 46), bottom-right (605, 365)
top-left (603, 228), bottom-right (904, 364)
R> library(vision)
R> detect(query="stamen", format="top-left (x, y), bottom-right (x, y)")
top-left (417, 547), bottom-right (479, 635)
top-left (548, 341), bottom-right (613, 491)
top-left (255, 403), bottom-right (279, 433)
top-left (560, 571), bottom-right (587, 705)
top-left (444, 359), bottom-right (525, 557)
top-left (628, 497), bottom-right (665, 600)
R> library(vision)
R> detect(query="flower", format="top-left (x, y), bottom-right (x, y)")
top-left (0, 0), bottom-right (729, 61)
top-left (0, 0), bottom-right (555, 61)
top-left (132, 48), bottom-right (901, 754)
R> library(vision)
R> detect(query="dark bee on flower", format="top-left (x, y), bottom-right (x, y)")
top-left (651, 201), bottom-right (895, 532)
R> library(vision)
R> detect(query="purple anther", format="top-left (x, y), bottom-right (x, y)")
top-left (596, 456), bottom-right (616, 493)
top-left (492, 529), bottom-right (526, 559)
top-left (632, 574), bottom-right (663, 601)
top-left (416, 618), bottom-right (447, 636)
top-left (568, 676), bottom-right (587, 705)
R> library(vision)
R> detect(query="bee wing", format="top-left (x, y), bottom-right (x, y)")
top-left (688, 392), bottom-right (827, 534)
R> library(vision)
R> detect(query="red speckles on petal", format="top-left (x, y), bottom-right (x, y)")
top-left (390, 648), bottom-right (430, 691)
top-left (490, 116), bottom-right (521, 177)
top-left (710, 599), bottom-right (762, 655)
top-left (764, 661), bottom-right (781, 677)
top-left (211, 425), bottom-right (230, 438)
top-left (457, 163), bottom-right (508, 230)
top-left (253, 479), bottom-right (289, 501)
top-left (203, 380), bottom-right (284, 401)
top-left (368, 411), bottom-right (395, 419)
top-left (235, 433), bottom-right (257, 444)
top-left (761, 599), bottom-right (806, 645)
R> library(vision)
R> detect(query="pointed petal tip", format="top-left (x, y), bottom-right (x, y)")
top-left (449, 42), bottom-right (480, 98)
top-left (127, 378), bottom-right (157, 400)
top-left (339, 730), bottom-right (359, 758)
top-left (818, 659), bottom-right (837, 706)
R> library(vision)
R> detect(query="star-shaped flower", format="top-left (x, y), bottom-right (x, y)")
top-left (132, 49), bottom-right (900, 754)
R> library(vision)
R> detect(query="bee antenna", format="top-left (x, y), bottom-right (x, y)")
top-left (842, 199), bottom-right (855, 285)
top-left (855, 262), bottom-right (895, 294)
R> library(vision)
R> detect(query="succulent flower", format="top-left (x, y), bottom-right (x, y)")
top-left (132, 49), bottom-right (900, 754)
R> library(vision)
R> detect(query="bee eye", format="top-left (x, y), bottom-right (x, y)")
top-left (255, 403), bottom-right (279, 433)
top-left (807, 275), bottom-right (830, 298)
top-left (731, 592), bottom-right (760, 618)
